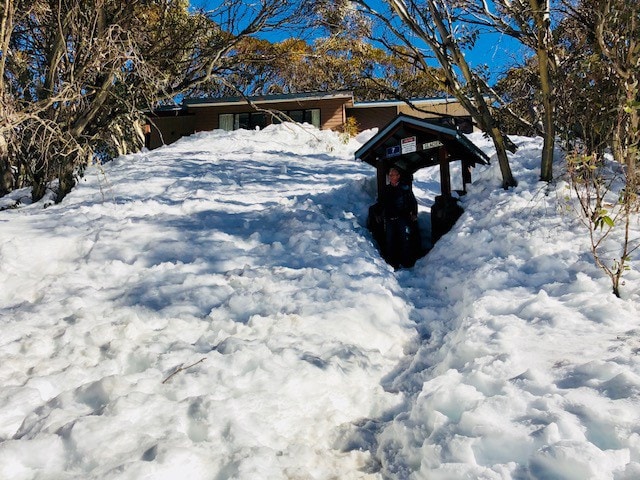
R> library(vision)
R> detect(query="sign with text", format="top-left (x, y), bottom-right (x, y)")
top-left (386, 145), bottom-right (401, 157)
top-left (401, 136), bottom-right (417, 154)
top-left (423, 140), bottom-right (443, 151)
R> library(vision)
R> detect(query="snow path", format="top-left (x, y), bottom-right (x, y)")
top-left (346, 136), bottom-right (640, 479)
top-left (1, 126), bottom-right (639, 479)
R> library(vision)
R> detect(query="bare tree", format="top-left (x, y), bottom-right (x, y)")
top-left (0, 0), bottom-right (301, 204)
top-left (468, 0), bottom-right (558, 181)
top-left (353, 0), bottom-right (518, 188)
top-left (567, 151), bottom-right (639, 298)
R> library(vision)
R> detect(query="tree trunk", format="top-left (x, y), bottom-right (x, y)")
top-left (31, 169), bottom-right (47, 202)
top-left (491, 126), bottom-right (518, 189)
top-left (0, 134), bottom-right (13, 196)
top-left (1, 1), bottom-right (15, 195)
top-left (624, 78), bottom-right (639, 185)
top-left (56, 154), bottom-right (78, 203)
top-left (445, 29), bottom-right (518, 188)
top-left (530, 0), bottom-right (556, 182)
top-left (538, 49), bottom-right (555, 182)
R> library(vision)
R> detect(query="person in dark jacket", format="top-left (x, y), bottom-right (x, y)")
top-left (382, 167), bottom-right (418, 269)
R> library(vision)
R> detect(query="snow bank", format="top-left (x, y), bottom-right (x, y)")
top-left (1, 124), bottom-right (639, 479)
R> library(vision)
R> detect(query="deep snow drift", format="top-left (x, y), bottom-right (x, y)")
top-left (0, 123), bottom-right (639, 480)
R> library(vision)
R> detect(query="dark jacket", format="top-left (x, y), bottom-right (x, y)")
top-left (382, 183), bottom-right (417, 220)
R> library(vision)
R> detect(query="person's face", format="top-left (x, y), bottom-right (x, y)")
top-left (389, 169), bottom-right (400, 186)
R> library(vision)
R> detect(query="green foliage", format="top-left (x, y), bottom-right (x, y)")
top-left (566, 150), bottom-right (639, 297)
top-left (593, 209), bottom-right (614, 230)
top-left (211, 4), bottom-right (447, 101)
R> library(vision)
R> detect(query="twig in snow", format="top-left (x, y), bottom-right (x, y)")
top-left (161, 357), bottom-right (207, 384)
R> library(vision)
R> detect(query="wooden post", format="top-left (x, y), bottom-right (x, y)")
top-left (461, 159), bottom-right (472, 193)
top-left (439, 146), bottom-right (451, 197)
top-left (376, 158), bottom-right (386, 202)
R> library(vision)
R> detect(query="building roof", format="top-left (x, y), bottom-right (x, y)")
top-left (183, 90), bottom-right (354, 108)
top-left (355, 114), bottom-right (490, 174)
top-left (350, 96), bottom-right (460, 109)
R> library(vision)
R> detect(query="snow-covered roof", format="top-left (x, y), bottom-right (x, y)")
top-left (183, 90), bottom-right (354, 108)
top-left (351, 96), bottom-right (459, 108)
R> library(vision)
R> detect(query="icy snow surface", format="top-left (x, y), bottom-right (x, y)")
top-left (1, 124), bottom-right (639, 479)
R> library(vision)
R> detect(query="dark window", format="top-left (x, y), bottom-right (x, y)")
top-left (249, 113), bottom-right (266, 129)
top-left (237, 112), bottom-right (250, 130)
top-left (219, 112), bottom-right (269, 131)
top-left (455, 117), bottom-right (473, 134)
top-left (286, 109), bottom-right (320, 127)
top-left (288, 110), bottom-right (305, 123)
top-left (221, 109), bottom-right (320, 130)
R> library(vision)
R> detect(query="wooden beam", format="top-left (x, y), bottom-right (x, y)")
top-left (439, 147), bottom-right (451, 196)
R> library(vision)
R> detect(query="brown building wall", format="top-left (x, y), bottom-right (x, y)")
top-left (347, 106), bottom-right (398, 132)
top-left (397, 102), bottom-right (469, 118)
top-left (314, 97), bottom-right (348, 130)
top-left (348, 101), bottom-right (474, 133)
top-left (190, 97), bottom-right (348, 132)
top-left (147, 114), bottom-right (196, 150)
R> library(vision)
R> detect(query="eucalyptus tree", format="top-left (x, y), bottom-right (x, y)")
top-left (352, 0), bottom-right (518, 188)
top-left (0, 0), bottom-right (300, 203)
top-left (466, 0), bottom-right (558, 181)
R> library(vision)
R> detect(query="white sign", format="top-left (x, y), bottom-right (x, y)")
top-left (422, 140), bottom-right (443, 151)
top-left (401, 136), bottom-right (417, 154)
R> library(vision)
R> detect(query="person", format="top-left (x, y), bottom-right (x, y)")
top-left (382, 167), bottom-right (418, 269)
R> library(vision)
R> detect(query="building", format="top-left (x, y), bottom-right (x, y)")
top-left (347, 97), bottom-right (473, 134)
top-left (145, 90), bottom-right (475, 150)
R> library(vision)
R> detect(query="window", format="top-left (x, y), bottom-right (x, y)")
top-left (220, 109), bottom-right (320, 131)
top-left (288, 110), bottom-right (304, 123)
top-left (219, 112), bottom-right (269, 131)
top-left (249, 113), bottom-right (266, 129)
top-left (287, 109), bottom-right (321, 128)
top-left (310, 109), bottom-right (321, 127)
top-left (272, 108), bottom-right (321, 128)
top-left (219, 114), bottom-right (234, 131)
top-left (236, 112), bottom-right (250, 130)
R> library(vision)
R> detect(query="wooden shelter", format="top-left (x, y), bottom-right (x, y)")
top-left (355, 114), bottom-right (490, 248)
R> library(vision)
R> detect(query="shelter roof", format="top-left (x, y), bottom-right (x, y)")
top-left (355, 114), bottom-right (490, 174)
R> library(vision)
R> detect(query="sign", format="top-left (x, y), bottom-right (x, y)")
top-left (422, 140), bottom-right (443, 151)
top-left (401, 136), bottom-right (417, 154)
top-left (386, 145), bottom-right (401, 158)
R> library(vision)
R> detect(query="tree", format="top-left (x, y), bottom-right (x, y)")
top-left (493, 62), bottom-right (543, 137)
top-left (353, 0), bottom-right (518, 189)
top-left (591, 0), bottom-right (639, 183)
top-left (216, 2), bottom-right (445, 102)
top-left (551, 4), bottom-right (618, 155)
top-left (530, 0), bottom-right (558, 182)
top-left (561, 0), bottom-right (639, 296)
top-left (468, 0), bottom-right (559, 181)
top-left (0, 0), bottom-right (300, 203)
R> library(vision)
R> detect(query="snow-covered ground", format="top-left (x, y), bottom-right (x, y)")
top-left (0, 124), bottom-right (639, 480)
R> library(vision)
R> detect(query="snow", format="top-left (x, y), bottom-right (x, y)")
top-left (1, 123), bottom-right (639, 479)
